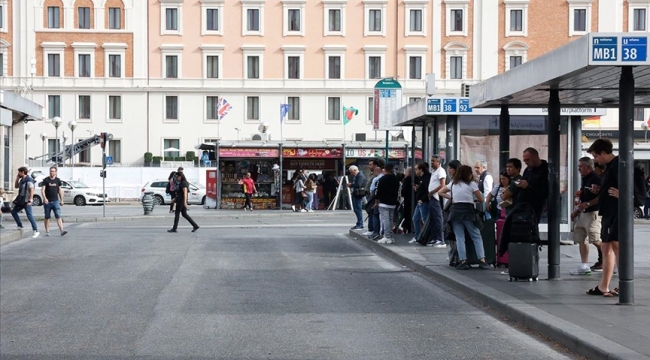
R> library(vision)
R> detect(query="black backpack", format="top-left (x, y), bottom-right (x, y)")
top-left (634, 166), bottom-right (647, 207)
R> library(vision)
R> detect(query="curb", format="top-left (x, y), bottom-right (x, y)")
top-left (348, 229), bottom-right (650, 360)
top-left (0, 229), bottom-right (26, 246)
top-left (60, 211), bottom-right (346, 223)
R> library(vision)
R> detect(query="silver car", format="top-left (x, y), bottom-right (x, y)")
top-left (140, 180), bottom-right (206, 206)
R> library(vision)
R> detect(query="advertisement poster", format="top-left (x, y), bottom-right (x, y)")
top-left (205, 169), bottom-right (217, 209)
top-left (220, 148), bottom-right (280, 158)
top-left (220, 197), bottom-right (276, 210)
top-left (282, 148), bottom-right (342, 158)
top-left (345, 148), bottom-right (406, 159)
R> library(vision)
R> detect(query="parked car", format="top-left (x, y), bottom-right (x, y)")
top-left (140, 180), bottom-right (206, 206)
top-left (32, 180), bottom-right (109, 206)
top-left (634, 206), bottom-right (643, 219)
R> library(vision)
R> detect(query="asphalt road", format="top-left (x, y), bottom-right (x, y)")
top-left (0, 217), bottom-right (578, 360)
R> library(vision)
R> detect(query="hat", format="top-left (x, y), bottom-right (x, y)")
top-left (448, 160), bottom-right (461, 170)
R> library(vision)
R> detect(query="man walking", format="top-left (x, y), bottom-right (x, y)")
top-left (374, 163), bottom-right (400, 244)
top-left (11, 167), bottom-right (40, 238)
top-left (41, 167), bottom-right (68, 236)
top-left (347, 165), bottom-right (366, 229)
top-left (427, 155), bottom-right (446, 247)
top-left (239, 172), bottom-right (257, 211)
top-left (570, 157), bottom-right (602, 275)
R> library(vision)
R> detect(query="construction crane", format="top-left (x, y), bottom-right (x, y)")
top-left (31, 134), bottom-right (103, 166)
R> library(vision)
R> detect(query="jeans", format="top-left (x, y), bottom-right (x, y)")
top-left (428, 198), bottom-right (444, 242)
top-left (312, 191), bottom-right (319, 210)
top-left (412, 202), bottom-right (430, 239)
top-left (452, 220), bottom-right (485, 261)
top-left (11, 203), bottom-right (38, 231)
top-left (645, 197), bottom-right (650, 217)
top-left (371, 206), bottom-right (381, 234)
top-left (379, 207), bottom-right (394, 238)
top-left (306, 191), bottom-right (314, 210)
top-left (352, 196), bottom-right (363, 227)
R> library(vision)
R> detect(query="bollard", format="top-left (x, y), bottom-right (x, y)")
top-left (142, 191), bottom-right (155, 215)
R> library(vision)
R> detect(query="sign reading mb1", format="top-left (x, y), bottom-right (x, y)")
top-left (592, 36), bottom-right (618, 62)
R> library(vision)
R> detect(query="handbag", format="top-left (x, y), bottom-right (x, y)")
top-left (300, 191), bottom-right (308, 199)
top-left (353, 188), bottom-right (366, 197)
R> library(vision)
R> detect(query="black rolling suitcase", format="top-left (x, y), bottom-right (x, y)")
top-left (508, 242), bottom-right (540, 282)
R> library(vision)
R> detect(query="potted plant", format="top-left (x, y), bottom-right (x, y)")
top-left (144, 152), bottom-right (153, 167)
top-left (152, 156), bottom-right (162, 167)
top-left (175, 156), bottom-right (186, 161)
top-left (186, 151), bottom-right (196, 162)
top-left (164, 156), bottom-right (174, 161)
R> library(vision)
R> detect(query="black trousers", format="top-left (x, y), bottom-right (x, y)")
top-left (172, 205), bottom-right (198, 230)
top-left (169, 191), bottom-right (177, 211)
top-left (244, 193), bottom-right (252, 208)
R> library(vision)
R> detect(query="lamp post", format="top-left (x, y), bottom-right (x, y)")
top-left (52, 116), bottom-right (62, 166)
top-left (68, 120), bottom-right (77, 179)
top-left (24, 131), bottom-right (31, 165)
top-left (40, 132), bottom-right (47, 167)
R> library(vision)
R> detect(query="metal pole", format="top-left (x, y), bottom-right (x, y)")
top-left (432, 118), bottom-right (439, 162)
top-left (215, 140), bottom-right (221, 210)
top-left (278, 142), bottom-right (283, 210)
top-left (571, 115), bottom-right (582, 223)
top-left (499, 104), bottom-right (510, 172)
top-left (421, 124), bottom-right (428, 160)
top-left (55, 128), bottom-right (58, 166)
top-left (618, 66), bottom-right (635, 305)
top-left (445, 116), bottom-right (458, 162)
top-left (42, 140), bottom-right (45, 167)
top-left (102, 143), bottom-right (106, 218)
top-left (385, 131), bottom-right (390, 164)
top-left (71, 129), bottom-right (74, 179)
top-left (404, 143), bottom-right (408, 171)
top-left (547, 89), bottom-right (561, 280)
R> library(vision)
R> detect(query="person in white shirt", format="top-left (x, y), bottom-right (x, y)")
top-left (439, 165), bottom-right (490, 270)
top-left (427, 155), bottom-right (447, 247)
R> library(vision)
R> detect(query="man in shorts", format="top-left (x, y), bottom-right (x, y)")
top-left (586, 139), bottom-right (618, 297)
top-left (570, 157), bottom-right (602, 275)
top-left (41, 166), bottom-right (68, 236)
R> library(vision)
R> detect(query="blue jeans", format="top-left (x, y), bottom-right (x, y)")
top-left (645, 197), bottom-right (650, 217)
top-left (371, 206), bottom-right (380, 234)
top-left (452, 220), bottom-right (484, 261)
top-left (352, 196), bottom-right (363, 227)
top-left (11, 203), bottom-right (38, 231)
top-left (412, 202), bottom-right (430, 239)
top-left (428, 198), bottom-right (444, 242)
top-left (306, 191), bottom-right (314, 210)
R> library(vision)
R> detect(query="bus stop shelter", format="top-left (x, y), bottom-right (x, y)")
top-left (470, 32), bottom-right (650, 305)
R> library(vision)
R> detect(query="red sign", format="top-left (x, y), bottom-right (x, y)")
top-left (282, 148), bottom-right (342, 158)
top-left (219, 148), bottom-right (279, 157)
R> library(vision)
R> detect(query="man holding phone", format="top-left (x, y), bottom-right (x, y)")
top-left (570, 157), bottom-right (602, 275)
top-left (10, 167), bottom-right (40, 238)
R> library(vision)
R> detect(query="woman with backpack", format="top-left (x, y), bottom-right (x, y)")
top-left (439, 165), bottom-right (490, 270)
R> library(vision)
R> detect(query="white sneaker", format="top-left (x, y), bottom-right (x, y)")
top-left (362, 231), bottom-right (374, 236)
top-left (569, 264), bottom-right (592, 275)
top-left (32, 231), bottom-right (40, 238)
top-left (307, 209), bottom-right (314, 212)
top-left (46, 232), bottom-right (50, 237)
top-left (300, 209), bottom-right (307, 212)
top-left (408, 237), bottom-right (418, 244)
top-left (434, 241), bottom-right (446, 248)
top-left (377, 238), bottom-right (394, 244)
top-left (291, 205), bottom-right (296, 212)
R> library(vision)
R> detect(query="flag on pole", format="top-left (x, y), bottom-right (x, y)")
top-left (582, 116), bottom-right (601, 127)
top-left (218, 98), bottom-right (232, 120)
top-left (342, 106), bottom-right (358, 125)
top-left (280, 103), bottom-right (291, 123)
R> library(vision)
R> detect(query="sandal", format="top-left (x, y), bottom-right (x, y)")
top-left (610, 288), bottom-right (620, 296)
top-left (586, 286), bottom-right (605, 295)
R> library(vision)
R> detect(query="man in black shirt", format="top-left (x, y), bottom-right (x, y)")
top-left (586, 139), bottom-right (618, 297)
top-left (516, 147), bottom-right (549, 223)
top-left (41, 167), bottom-right (67, 236)
top-left (410, 162), bottom-right (431, 244)
top-left (570, 157), bottom-right (602, 275)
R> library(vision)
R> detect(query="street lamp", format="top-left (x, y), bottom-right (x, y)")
top-left (40, 132), bottom-right (47, 167)
top-left (52, 116), bottom-right (62, 166)
top-left (68, 120), bottom-right (77, 174)
top-left (24, 131), bottom-right (31, 165)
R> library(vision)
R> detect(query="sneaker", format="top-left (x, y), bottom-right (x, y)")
top-left (500, 270), bottom-right (509, 275)
top-left (291, 205), bottom-right (296, 212)
top-left (408, 237), bottom-right (418, 244)
top-left (570, 264), bottom-right (592, 275)
top-left (590, 262), bottom-right (603, 272)
top-left (362, 231), bottom-right (374, 236)
top-left (46, 232), bottom-right (50, 237)
top-left (244, 207), bottom-right (249, 211)
top-left (350, 225), bottom-right (364, 230)
top-left (307, 209), bottom-right (314, 212)
top-left (456, 262), bottom-right (470, 270)
top-left (61, 230), bottom-right (68, 236)
top-left (300, 209), bottom-right (307, 212)
top-left (371, 233), bottom-right (383, 241)
top-left (32, 231), bottom-right (40, 238)
top-left (377, 238), bottom-right (394, 244)
top-left (478, 262), bottom-right (491, 269)
top-left (433, 240), bottom-right (446, 248)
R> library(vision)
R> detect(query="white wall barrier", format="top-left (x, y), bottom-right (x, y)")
top-left (29, 167), bottom-right (211, 201)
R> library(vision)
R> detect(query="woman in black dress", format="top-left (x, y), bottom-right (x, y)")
top-left (168, 172), bottom-right (199, 233)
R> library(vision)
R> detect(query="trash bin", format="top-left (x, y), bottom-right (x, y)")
top-left (142, 191), bottom-right (155, 215)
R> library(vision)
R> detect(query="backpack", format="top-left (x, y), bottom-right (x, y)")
top-left (634, 166), bottom-right (647, 207)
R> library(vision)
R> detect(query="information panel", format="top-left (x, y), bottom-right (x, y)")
top-left (373, 78), bottom-right (403, 131)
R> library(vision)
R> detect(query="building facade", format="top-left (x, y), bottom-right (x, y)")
top-left (1, 0), bottom-right (648, 166)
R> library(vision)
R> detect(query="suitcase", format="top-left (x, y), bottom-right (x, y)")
top-left (417, 216), bottom-right (432, 246)
top-left (508, 242), bottom-right (539, 282)
top-left (496, 217), bottom-right (508, 267)
top-left (465, 218), bottom-right (496, 265)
